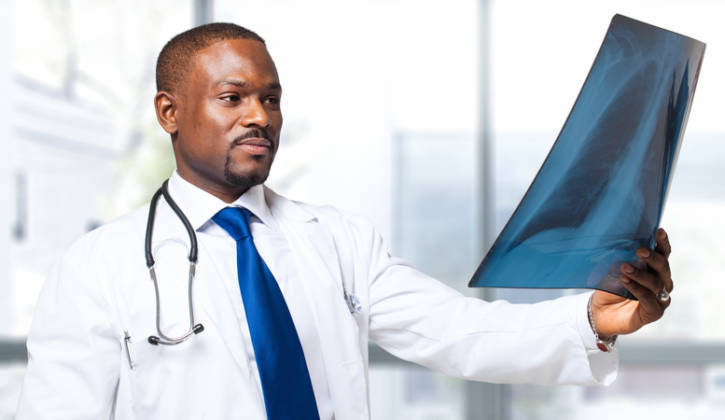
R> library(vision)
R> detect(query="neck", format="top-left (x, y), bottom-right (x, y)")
top-left (175, 170), bottom-right (250, 203)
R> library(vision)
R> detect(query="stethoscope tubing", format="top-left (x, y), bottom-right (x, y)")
top-left (144, 180), bottom-right (204, 345)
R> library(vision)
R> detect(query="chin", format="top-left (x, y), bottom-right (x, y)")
top-left (224, 166), bottom-right (271, 189)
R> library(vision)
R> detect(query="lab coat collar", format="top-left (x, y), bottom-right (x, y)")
top-left (263, 187), bottom-right (318, 224)
top-left (167, 170), bottom-right (276, 230)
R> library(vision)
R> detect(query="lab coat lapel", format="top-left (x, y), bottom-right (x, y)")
top-left (267, 190), bottom-right (369, 420)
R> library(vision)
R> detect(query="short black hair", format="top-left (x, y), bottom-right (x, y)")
top-left (155, 22), bottom-right (265, 93)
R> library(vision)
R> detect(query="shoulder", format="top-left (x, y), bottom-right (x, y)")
top-left (62, 204), bottom-right (149, 264)
top-left (263, 186), bottom-right (379, 241)
top-left (40, 204), bottom-right (150, 307)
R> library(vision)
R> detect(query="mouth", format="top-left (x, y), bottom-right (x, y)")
top-left (233, 137), bottom-right (273, 156)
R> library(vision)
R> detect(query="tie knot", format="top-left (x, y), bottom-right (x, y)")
top-left (212, 207), bottom-right (254, 240)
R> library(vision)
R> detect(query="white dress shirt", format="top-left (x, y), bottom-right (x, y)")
top-left (167, 171), bottom-right (334, 419)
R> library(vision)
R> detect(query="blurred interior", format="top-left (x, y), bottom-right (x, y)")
top-left (1, 1), bottom-right (724, 418)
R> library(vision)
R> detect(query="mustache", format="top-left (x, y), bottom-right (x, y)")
top-left (232, 129), bottom-right (272, 146)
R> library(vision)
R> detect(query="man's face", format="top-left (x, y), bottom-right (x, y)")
top-left (171, 38), bottom-right (282, 200)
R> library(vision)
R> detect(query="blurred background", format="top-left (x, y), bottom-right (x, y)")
top-left (1, 0), bottom-right (724, 418)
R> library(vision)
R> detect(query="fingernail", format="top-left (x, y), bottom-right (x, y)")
top-left (622, 263), bottom-right (634, 274)
top-left (621, 275), bottom-right (631, 283)
top-left (637, 249), bottom-right (651, 258)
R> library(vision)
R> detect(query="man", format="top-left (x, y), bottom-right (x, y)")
top-left (17, 23), bottom-right (673, 420)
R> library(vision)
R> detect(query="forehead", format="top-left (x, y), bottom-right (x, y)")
top-left (189, 39), bottom-right (279, 88)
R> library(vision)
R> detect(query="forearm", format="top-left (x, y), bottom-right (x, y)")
top-left (370, 268), bottom-right (617, 385)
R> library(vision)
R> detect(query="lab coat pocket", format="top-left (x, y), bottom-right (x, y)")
top-left (124, 332), bottom-right (193, 412)
top-left (123, 333), bottom-right (161, 372)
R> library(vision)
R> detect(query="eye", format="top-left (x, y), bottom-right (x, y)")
top-left (265, 96), bottom-right (280, 105)
top-left (220, 94), bottom-right (240, 103)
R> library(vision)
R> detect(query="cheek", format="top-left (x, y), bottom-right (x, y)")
top-left (194, 108), bottom-right (237, 149)
top-left (269, 112), bottom-right (283, 139)
top-left (195, 104), bottom-right (229, 132)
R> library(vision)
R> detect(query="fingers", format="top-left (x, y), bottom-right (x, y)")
top-left (619, 274), bottom-right (670, 318)
top-left (619, 228), bottom-right (673, 295)
top-left (620, 261), bottom-right (663, 295)
top-left (610, 229), bottom-right (674, 331)
top-left (636, 245), bottom-right (673, 293)
top-left (656, 228), bottom-right (671, 259)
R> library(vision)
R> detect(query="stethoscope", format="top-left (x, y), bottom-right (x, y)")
top-left (143, 179), bottom-right (362, 347)
top-left (144, 180), bottom-right (204, 345)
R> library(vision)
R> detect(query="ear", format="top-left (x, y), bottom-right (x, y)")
top-left (154, 91), bottom-right (179, 136)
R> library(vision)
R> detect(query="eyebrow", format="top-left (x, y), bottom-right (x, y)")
top-left (216, 79), bottom-right (282, 90)
top-left (217, 79), bottom-right (247, 88)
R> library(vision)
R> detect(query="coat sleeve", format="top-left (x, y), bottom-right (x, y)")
top-left (360, 220), bottom-right (618, 386)
top-left (16, 233), bottom-right (120, 420)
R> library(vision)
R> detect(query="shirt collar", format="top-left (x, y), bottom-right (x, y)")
top-left (166, 170), bottom-right (276, 231)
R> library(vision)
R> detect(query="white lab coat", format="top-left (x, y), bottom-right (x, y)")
top-left (17, 186), bottom-right (617, 420)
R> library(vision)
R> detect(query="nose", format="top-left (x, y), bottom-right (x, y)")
top-left (241, 97), bottom-right (270, 128)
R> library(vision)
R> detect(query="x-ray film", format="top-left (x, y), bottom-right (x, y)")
top-left (469, 15), bottom-right (705, 298)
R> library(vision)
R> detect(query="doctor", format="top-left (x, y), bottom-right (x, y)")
top-left (17, 23), bottom-right (673, 420)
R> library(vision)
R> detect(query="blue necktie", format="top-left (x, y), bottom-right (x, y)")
top-left (213, 207), bottom-right (320, 420)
